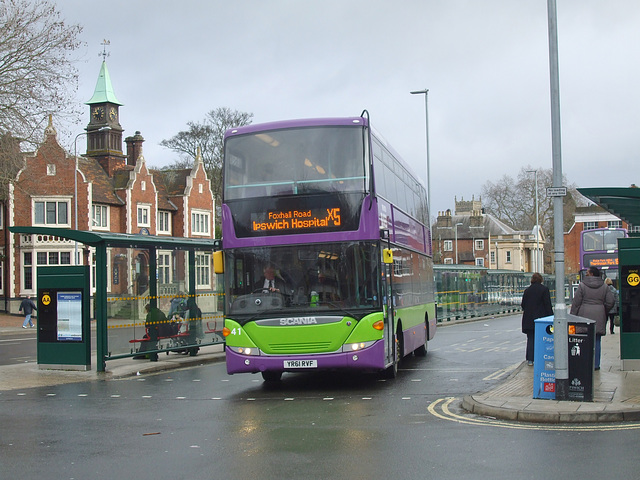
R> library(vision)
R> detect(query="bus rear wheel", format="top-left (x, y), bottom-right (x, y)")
top-left (261, 371), bottom-right (282, 382)
top-left (415, 323), bottom-right (428, 357)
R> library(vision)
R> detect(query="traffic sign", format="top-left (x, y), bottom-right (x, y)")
top-left (546, 186), bottom-right (567, 197)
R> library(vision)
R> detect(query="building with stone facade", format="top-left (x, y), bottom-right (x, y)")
top-left (0, 61), bottom-right (215, 313)
top-left (433, 196), bottom-right (544, 272)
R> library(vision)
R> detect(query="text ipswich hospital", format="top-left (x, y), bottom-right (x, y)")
top-left (252, 208), bottom-right (341, 232)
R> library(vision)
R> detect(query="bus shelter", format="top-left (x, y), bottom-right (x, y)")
top-left (578, 187), bottom-right (640, 370)
top-left (10, 226), bottom-right (222, 372)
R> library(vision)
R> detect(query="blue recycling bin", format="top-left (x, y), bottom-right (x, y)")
top-left (533, 315), bottom-right (555, 399)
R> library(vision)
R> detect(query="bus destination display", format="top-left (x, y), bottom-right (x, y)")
top-left (252, 207), bottom-right (341, 233)
top-left (583, 252), bottom-right (618, 268)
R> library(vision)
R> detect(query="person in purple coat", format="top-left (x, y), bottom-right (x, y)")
top-left (521, 273), bottom-right (553, 366)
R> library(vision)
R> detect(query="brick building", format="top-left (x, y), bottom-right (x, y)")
top-left (433, 196), bottom-right (544, 272)
top-left (1, 61), bottom-right (214, 313)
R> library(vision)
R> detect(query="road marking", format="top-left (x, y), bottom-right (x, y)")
top-left (428, 397), bottom-right (640, 431)
top-left (483, 362), bottom-right (520, 381)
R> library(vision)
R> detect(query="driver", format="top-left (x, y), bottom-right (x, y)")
top-left (255, 264), bottom-right (287, 293)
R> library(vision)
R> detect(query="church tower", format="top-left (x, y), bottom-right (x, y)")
top-left (84, 58), bottom-right (127, 176)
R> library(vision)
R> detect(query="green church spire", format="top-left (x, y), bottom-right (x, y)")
top-left (85, 60), bottom-right (123, 106)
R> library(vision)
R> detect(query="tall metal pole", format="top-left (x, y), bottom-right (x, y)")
top-left (547, 0), bottom-right (568, 400)
top-left (73, 132), bottom-right (84, 265)
top-left (527, 169), bottom-right (540, 272)
top-left (410, 89), bottom-right (431, 225)
top-left (455, 222), bottom-right (463, 264)
top-left (73, 127), bottom-right (110, 264)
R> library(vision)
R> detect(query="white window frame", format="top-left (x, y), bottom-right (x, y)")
top-left (157, 211), bottom-right (171, 235)
top-left (443, 258), bottom-right (453, 265)
top-left (23, 251), bottom-right (34, 292)
top-left (584, 221), bottom-right (597, 230)
top-left (33, 197), bottom-right (71, 227)
top-left (506, 251), bottom-right (512, 263)
top-left (191, 210), bottom-right (210, 236)
top-left (475, 239), bottom-right (484, 251)
top-left (137, 204), bottom-right (151, 227)
top-left (475, 258), bottom-right (484, 267)
top-left (443, 240), bottom-right (453, 252)
top-left (92, 204), bottom-right (109, 230)
top-left (608, 221), bottom-right (622, 229)
top-left (195, 252), bottom-right (211, 288)
top-left (157, 251), bottom-right (172, 284)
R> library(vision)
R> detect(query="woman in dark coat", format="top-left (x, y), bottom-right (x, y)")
top-left (570, 266), bottom-right (614, 370)
top-left (521, 273), bottom-right (554, 366)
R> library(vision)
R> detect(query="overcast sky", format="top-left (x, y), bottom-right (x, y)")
top-left (57, 0), bottom-right (640, 217)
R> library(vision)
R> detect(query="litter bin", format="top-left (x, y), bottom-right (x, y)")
top-left (533, 315), bottom-right (555, 399)
top-left (566, 316), bottom-right (595, 402)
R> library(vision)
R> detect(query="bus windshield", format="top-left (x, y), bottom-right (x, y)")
top-left (224, 242), bottom-right (380, 321)
top-left (224, 126), bottom-right (367, 200)
top-left (582, 229), bottom-right (626, 251)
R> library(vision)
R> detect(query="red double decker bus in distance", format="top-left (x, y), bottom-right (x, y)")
top-left (580, 227), bottom-right (628, 282)
top-left (218, 113), bottom-right (436, 381)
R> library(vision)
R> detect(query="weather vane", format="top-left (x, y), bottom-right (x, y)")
top-left (100, 39), bottom-right (111, 61)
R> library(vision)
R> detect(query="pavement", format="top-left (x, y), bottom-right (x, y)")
top-left (2, 312), bottom-right (640, 423)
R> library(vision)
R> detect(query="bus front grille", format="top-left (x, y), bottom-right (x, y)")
top-left (268, 342), bottom-right (333, 353)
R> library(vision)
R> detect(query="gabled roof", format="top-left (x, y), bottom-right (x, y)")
top-left (152, 169), bottom-right (191, 196)
top-left (78, 157), bottom-right (124, 206)
top-left (85, 61), bottom-right (123, 106)
top-left (436, 214), bottom-right (515, 239)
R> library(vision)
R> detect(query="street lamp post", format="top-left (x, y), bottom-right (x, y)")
top-left (455, 222), bottom-right (463, 264)
top-left (527, 169), bottom-right (540, 272)
top-left (74, 127), bottom-right (110, 264)
top-left (410, 89), bottom-right (431, 225)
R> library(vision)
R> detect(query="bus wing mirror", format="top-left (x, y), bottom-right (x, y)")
top-left (383, 248), bottom-right (393, 264)
top-left (213, 251), bottom-right (224, 274)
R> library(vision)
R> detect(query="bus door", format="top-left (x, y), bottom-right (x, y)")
top-left (382, 245), bottom-right (395, 366)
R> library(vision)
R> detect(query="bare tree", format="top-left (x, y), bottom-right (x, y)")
top-left (0, 0), bottom-right (83, 142)
top-left (482, 166), bottom-right (586, 271)
top-left (159, 107), bottom-right (253, 205)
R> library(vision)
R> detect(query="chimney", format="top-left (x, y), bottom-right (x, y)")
top-left (470, 209), bottom-right (484, 228)
top-left (437, 209), bottom-right (452, 229)
top-left (125, 131), bottom-right (145, 166)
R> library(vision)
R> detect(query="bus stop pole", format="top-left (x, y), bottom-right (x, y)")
top-left (547, 0), bottom-right (569, 400)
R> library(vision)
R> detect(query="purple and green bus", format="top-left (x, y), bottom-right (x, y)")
top-left (580, 227), bottom-right (627, 282)
top-left (220, 113), bottom-right (436, 380)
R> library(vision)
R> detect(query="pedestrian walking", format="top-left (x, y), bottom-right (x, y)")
top-left (605, 278), bottom-right (619, 334)
top-left (521, 272), bottom-right (554, 366)
top-left (19, 295), bottom-right (37, 328)
top-left (570, 266), bottom-right (614, 370)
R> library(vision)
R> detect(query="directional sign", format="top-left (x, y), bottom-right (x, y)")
top-left (546, 186), bottom-right (567, 197)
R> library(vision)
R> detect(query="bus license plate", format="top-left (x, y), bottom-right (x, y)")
top-left (284, 360), bottom-right (317, 369)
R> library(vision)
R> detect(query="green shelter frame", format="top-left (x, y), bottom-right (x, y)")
top-left (9, 226), bottom-right (221, 372)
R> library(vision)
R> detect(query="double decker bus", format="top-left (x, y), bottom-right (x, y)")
top-left (580, 227), bottom-right (628, 282)
top-left (219, 113), bottom-right (436, 380)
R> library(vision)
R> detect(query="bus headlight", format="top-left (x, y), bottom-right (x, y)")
top-left (228, 346), bottom-right (261, 356)
top-left (342, 341), bottom-right (375, 353)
